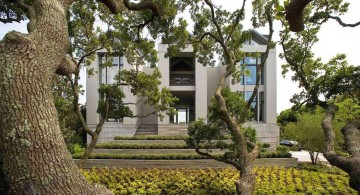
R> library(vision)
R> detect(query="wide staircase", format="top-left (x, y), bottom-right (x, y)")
top-left (134, 124), bottom-right (158, 136)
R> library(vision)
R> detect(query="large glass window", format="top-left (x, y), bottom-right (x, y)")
top-left (99, 55), bottom-right (123, 85)
top-left (240, 57), bottom-right (264, 85)
top-left (245, 91), bottom-right (264, 122)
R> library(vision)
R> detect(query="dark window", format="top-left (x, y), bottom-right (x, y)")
top-left (245, 91), bottom-right (264, 122)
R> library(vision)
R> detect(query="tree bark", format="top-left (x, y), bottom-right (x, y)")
top-left (235, 165), bottom-right (256, 195)
top-left (214, 73), bottom-right (257, 195)
top-left (0, 0), bottom-right (112, 194)
top-left (322, 105), bottom-right (360, 192)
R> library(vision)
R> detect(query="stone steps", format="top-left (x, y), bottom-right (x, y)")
top-left (135, 124), bottom-right (158, 136)
top-left (111, 140), bottom-right (187, 144)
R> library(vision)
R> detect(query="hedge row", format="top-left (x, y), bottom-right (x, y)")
top-left (73, 152), bottom-right (291, 160)
top-left (96, 143), bottom-right (191, 149)
top-left (73, 153), bottom-right (206, 160)
top-left (82, 167), bottom-right (356, 195)
top-left (114, 135), bottom-right (190, 140)
top-left (114, 135), bottom-right (233, 140)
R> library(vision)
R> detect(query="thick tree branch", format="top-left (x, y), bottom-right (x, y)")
top-left (285, 0), bottom-right (313, 32)
top-left (97, 0), bottom-right (126, 14)
top-left (195, 148), bottom-right (242, 170)
top-left (341, 119), bottom-right (360, 156)
top-left (56, 56), bottom-right (76, 75)
top-left (321, 105), bottom-right (350, 172)
top-left (246, 7), bottom-right (273, 109)
top-left (124, 0), bottom-right (160, 16)
top-left (98, 0), bottom-right (160, 16)
top-left (321, 104), bottom-right (338, 154)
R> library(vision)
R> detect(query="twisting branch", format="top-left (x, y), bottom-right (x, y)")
top-left (98, 0), bottom-right (160, 17)
top-left (246, 7), bottom-right (274, 109)
top-left (203, 0), bottom-right (231, 62)
top-left (97, 0), bottom-right (126, 14)
top-left (131, 111), bottom-right (157, 118)
top-left (226, 0), bottom-right (247, 41)
top-left (56, 56), bottom-right (76, 76)
top-left (195, 148), bottom-right (242, 170)
top-left (123, 0), bottom-right (160, 17)
top-left (328, 15), bottom-right (360, 28)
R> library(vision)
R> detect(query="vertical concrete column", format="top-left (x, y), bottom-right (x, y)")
top-left (195, 55), bottom-right (208, 121)
top-left (265, 49), bottom-right (277, 124)
top-left (158, 44), bottom-right (170, 124)
top-left (86, 53), bottom-right (100, 125)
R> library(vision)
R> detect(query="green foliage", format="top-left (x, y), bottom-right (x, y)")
top-left (275, 145), bottom-right (290, 153)
top-left (73, 153), bottom-right (207, 160)
top-left (120, 68), bottom-right (178, 120)
top-left (97, 84), bottom-right (132, 119)
top-left (52, 76), bottom-right (84, 151)
top-left (114, 135), bottom-right (190, 140)
top-left (73, 151), bottom-right (290, 160)
top-left (208, 87), bottom-right (250, 126)
top-left (278, 0), bottom-right (360, 108)
top-left (0, 0), bottom-right (29, 23)
top-left (282, 99), bottom-right (359, 155)
top-left (81, 167), bottom-right (357, 195)
top-left (187, 88), bottom-right (256, 155)
top-left (95, 143), bottom-right (191, 149)
top-left (284, 110), bottom-right (326, 155)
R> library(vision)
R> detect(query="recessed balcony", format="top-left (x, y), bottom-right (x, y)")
top-left (169, 71), bottom-right (195, 86)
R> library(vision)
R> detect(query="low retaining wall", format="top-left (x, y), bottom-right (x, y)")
top-left (75, 158), bottom-right (298, 169)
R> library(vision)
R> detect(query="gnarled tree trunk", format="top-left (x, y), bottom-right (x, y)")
top-left (322, 105), bottom-right (360, 192)
top-left (215, 75), bottom-right (258, 195)
top-left (0, 0), bottom-right (112, 194)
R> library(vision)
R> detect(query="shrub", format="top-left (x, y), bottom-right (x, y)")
top-left (276, 145), bottom-right (290, 153)
top-left (81, 167), bottom-right (357, 195)
top-left (73, 152), bottom-right (291, 160)
top-left (114, 135), bottom-right (190, 140)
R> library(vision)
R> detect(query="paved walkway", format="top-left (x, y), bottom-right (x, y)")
top-left (290, 151), bottom-right (328, 163)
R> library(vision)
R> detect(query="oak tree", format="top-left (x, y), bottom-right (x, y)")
top-left (281, 0), bottom-right (360, 191)
top-left (0, 0), bottom-right (167, 193)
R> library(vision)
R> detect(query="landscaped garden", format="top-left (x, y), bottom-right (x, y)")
top-left (82, 166), bottom-right (356, 195)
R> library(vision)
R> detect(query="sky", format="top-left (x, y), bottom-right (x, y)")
top-left (0, 0), bottom-right (359, 114)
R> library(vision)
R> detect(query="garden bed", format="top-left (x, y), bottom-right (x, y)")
top-left (81, 166), bottom-right (356, 194)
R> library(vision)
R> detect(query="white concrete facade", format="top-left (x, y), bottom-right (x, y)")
top-left (86, 31), bottom-right (279, 145)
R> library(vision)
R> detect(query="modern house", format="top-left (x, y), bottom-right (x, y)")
top-left (86, 31), bottom-right (279, 146)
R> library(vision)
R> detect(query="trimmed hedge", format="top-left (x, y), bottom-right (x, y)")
top-left (114, 135), bottom-right (190, 140)
top-left (82, 167), bottom-right (357, 195)
top-left (96, 143), bottom-right (190, 149)
top-left (114, 135), bottom-right (233, 140)
top-left (73, 153), bottom-right (206, 160)
top-left (73, 152), bottom-right (291, 160)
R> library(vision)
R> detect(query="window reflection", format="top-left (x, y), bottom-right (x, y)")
top-left (240, 57), bottom-right (263, 85)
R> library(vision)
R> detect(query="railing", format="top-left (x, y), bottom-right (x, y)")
top-left (169, 71), bottom-right (195, 86)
